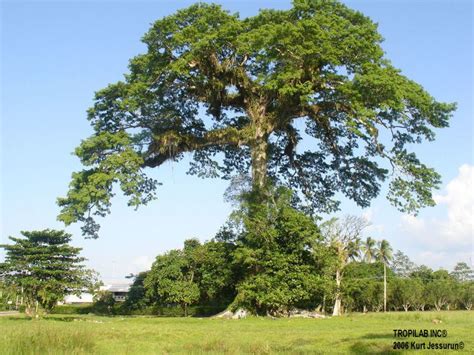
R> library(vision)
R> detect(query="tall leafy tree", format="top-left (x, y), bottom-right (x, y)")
top-left (56, 0), bottom-right (455, 238)
top-left (0, 230), bottom-right (98, 316)
top-left (375, 239), bottom-right (392, 312)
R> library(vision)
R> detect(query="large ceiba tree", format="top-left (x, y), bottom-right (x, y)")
top-left (58, 0), bottom-right (454, 238)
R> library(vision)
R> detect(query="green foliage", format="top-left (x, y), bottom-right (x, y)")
top-left (451, 262), bottom-right (474, 282)
top-left (145, 249), bottom-right (200, 316)
top-left (0, 279), bottom-right (16, 311)
top-left (50, 303), bottom-right (94, 315)
top-left (410, 264), bottom-right (434, 282)
top-left (342, 261), bottom-right (386, 312)
top-left (231, 187), bottom-right (327, 315)
top-left (93, 291), bottom-right (116, 315)
top-left (458, 282), bottom-right (474, 310)
top-left (123, 271), bottom-right (149, 311)
top-left (375, 239), bottom-right (392, 265)
top-left (0, 229), bottom-right (98, 316)
top-left (425, 270), bottom-right (458, 311)
top-left (390, 277), bottom-right (424, 311)
top-left (128, 237), bottom-right (235, 315)
top-left (193, 240), bottom-right (236, 305)
top-left (391, 250), bottom-right (416, 278)
top-left (58, 0), bottom-right (455, 237)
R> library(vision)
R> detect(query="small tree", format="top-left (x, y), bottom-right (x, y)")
top-left (342, 261), bottom-right (384, 312)
top-left (427, 270), bottom-right (456, 311)
top-left (391, 278), bottom-right (423, 312)
top-left (93, 290), bottom-right (116, 315)
top-left (391, 250), bottom-right (416, 278)
top-left (0, 229), bottom-right (97, 317)
top-left (0, 278), bottom-right (17, 310)
top-left (451, 262), bottom-right (473, 282)
top-left (145, 250), bottom-right (200, 316)
top-left (458, 281), bottom-right (474, 310)
top-left (320, 215), bottom-right (367, 316)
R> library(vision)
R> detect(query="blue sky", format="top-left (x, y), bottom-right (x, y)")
top-left (1, 0), bottom-right (472, 283)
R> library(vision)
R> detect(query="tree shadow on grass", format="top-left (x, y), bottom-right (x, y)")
top-left (359, 333), bottom-right (394, 340)
top-left (347, 332), bottom-right (400, 354)
top-left (349, 341), bottom-right (397, 354)
top-left (1, 316), bottom-right (81, 322)
top-left (1, 316), bottom-right (32, 322)
top-left (43, 316), bottom-right (82, 322)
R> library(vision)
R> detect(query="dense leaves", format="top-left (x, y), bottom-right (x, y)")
top-left (230, 187), bottom-right (328, 315)
top-left (58, 0), bottom-right (455, 237)
top-left (144, 249), bottom-right (200, 316)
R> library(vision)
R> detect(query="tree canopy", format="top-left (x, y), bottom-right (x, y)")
top-left (57, 0), bottom-right (455, 237)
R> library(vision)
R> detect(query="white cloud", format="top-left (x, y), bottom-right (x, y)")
top-left (399, 164), bottom-right (474, 267)
top-left (434, 164), bottom-right (474, 239)
top-left (362, 208), bottom-right (385, 234)
top-left (411, 250), bottom-right (473, 271)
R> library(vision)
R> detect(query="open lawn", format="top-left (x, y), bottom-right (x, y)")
top-left (0, 311), bottom-right (472, 354)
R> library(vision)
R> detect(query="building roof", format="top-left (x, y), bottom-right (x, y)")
top-left (100, 284), bottom-right (131, 293)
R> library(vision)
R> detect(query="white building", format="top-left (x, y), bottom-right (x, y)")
top-left (61, 283), bottom-right (131, 304)
top-left (101, 284), bottom-right (130, 302)
top-left (63, 293), bottom-right (94, 304)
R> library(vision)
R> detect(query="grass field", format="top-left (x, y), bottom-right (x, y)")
top-left (0, 311), bottom-right (472, 354)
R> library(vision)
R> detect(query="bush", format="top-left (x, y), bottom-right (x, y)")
top-left (50, 304), bottom-right (94, 314)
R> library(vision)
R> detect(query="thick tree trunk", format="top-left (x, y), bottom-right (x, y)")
top-left (251, 133), bottom-right (268, 189)
top-left (383, 263), bottom-right (387, 312)
top-left (248, 99), bottom-right (270, 190)
top-left (333, 268), bottom-right (342, 316)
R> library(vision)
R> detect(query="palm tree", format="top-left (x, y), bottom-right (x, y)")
top-left (376, 239), bottom-right (393, 312)
top-left (347, 238), bottom-right (362, 262)
top-left (362, 237), bottom-right (377, 263)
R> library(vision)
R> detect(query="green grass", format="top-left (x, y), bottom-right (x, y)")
top-left (0, 311), bottom-right (472, 354)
